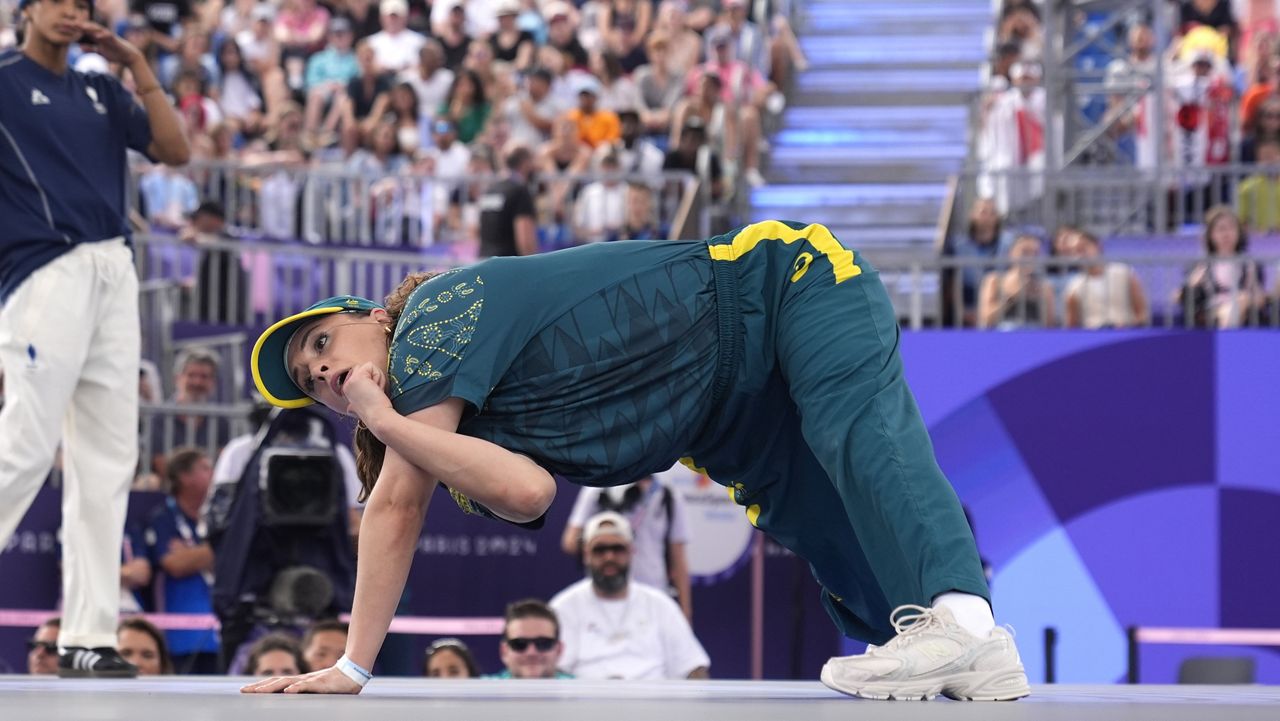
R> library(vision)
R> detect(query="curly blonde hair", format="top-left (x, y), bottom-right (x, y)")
top-left (352, 271), bottom-right (436, 502)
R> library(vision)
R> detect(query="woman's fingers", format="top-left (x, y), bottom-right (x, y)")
top-left (240, 675), bottom-right (302, 694)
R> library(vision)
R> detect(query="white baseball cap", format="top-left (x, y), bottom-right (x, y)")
top-left (583, 511), bottom-right (633, 545)
top-left (380, 0), bottom-right (409, 16)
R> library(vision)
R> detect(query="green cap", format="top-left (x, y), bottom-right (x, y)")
top-left (251, 295), bottom-right (384, 408)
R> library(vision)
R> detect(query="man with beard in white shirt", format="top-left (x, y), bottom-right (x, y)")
top-left (550, 512), bottom-right (710, 680)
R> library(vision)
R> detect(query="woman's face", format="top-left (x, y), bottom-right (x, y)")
top-left (392, 86), bottom-right (414, 112)
top-left (118, 628), bottom-right (163, 676)
top-left (254, 650), bottom-right (300, 677)
top-left (427, 649), bottom-right (471, 678)
top-left (1210, 215), bottom-right (1241, 255)
top-left (221, 42), bottom-right (242, 70)
top-left (1010, 237), bottom-right (1041, 261)
top-left (286, 311), bottom-right (392, 413)
top-left (1258, 100), bottom-right (1280, 132)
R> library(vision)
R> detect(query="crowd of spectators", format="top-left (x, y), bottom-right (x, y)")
top-left (0, 0), bottom-right (807, 251)
top-left (976, 0), bottom-right (1280, 219)
top-left (952, 1), bottom-right (1280, 329)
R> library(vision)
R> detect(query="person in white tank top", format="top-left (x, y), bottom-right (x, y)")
top-left (1065, 231), bottom-right (1149, 328)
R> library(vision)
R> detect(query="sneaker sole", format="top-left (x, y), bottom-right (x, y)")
top-left (57, 668), bottom-right (138, 679)
top-left (820, 663), bottom-right (1031, 702)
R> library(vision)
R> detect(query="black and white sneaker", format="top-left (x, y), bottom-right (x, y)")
top-left (58, 647), bottom-right (138, 678)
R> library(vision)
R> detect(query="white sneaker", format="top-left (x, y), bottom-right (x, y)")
top-left (743, 167), bottom-right (767, 187)
top-left (820, 605), bottom-right (1030, 701)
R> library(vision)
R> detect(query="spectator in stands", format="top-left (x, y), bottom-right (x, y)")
top-left (425, 637), bottom-right (480, 677)
top-left (134, 0), bottom-right (192, 55)
top-left (622, 182), bottom-right (661, 239)
top-left (692, 29), bottom-right (767, 186)
top-left (1065, 231), bottom-right (1149, 329)
top-left (420, 117), bottom-right (472, 217)
top-left (438, 68), bottom-right (490, 144)
top-left (146, 448), bottom-right (220, 673)
top-left (174, 70), bottom-right (223, 141)
top-left (551, 513), bottom-right (710, 679)
top-left (540, 115), bottom-right (593, 221)
top-left (159, 31), bottom-right (219, 94)
top-left (675, 71), bottom-right (763, 189)
top-left (490, 599), bottom-right (572, 678)
top-left (655, 0), bottom-right (706, 76)
top-left (117, 618), bottom-right (174, 676)
top-left (663, 115), bottom-right (724, 200)
top-left (221, 0), bottom-right (259, 38)
top-left (574, 152), bottom-right (628, 243)
top-left (593, 52), bottom-right (645, 114)
top-left (1105, 22), bottom-right (1158, 167)
top-left (275, 0), bottom-right (331, 60)
top-left (246, 633), bottom-right (308, 676)
top-left (1180, 206), bottom-right (1267, 327)
top-left (595, 108), bottom-right (664, 177)
top-left (561, 475), bottom-right (693, 620)
top-left (1179, 0), bottom-right (1237, 44)
top-left (566, 75), bottom-right (621, 149)
top-left (599, 0), bottom-right (651, 72)
top-left (26, 617), bottom-right (59, 675)
top-left (139, 161), bottom-right (200, 230)
top-left (491, 0), bottom-right (535, 70)
top-left (979, 60), bottom-right (1045, 216)
top-left (978, 234), bottom-right (1056, 329)
top-left (1238, 139), bottom-right (1280, 232)
top-left (338, 0), bottom-right (383, 41)
top-left (1241, 50), bottom-right (1278, 131)
top-left (435, 0), bottom-right (473, 70)
top-left (301, 620), bottom-right (348, 673)
top-left (478, 145), bottom-right (539, 257)
top-left (998, 2), bottom-right (1043, 60)
top-left (1242, 96), bottom-right (1280, 163)
top-left (501, 66), bottom-right (559, 148)
top-left (369, 0), bottom-right (427, 73)
top-left (369, 81), bottom-right (423, 156)
top-left (345, 39), bottom-right (393, 133)
top-left (304, 18), bottom-right (360, 138)
top-left (942, 197), bottom-right (1012, 327)
top-left (713, 0), bottom-right (766, 77)
top-left (1169, 46), bottom-right (1233, 206)
top-left (149, 347), bottom-right (221, 476)
top-left (214, 38), bottom-right (264, 132)
top-left (540, 3), bottom-right (585, 70)
top-left (444, 147), bottom-right (495, 242)
top-left (399, 39), bottom-right (454, 125)
top-left (180, 201), bottom-right (250, 326)
top-left (234, 3), bottom-right (289, 115)
top-left (633, 33), bottom-right (685, 133)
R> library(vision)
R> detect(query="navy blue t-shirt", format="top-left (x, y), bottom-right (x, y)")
top-left (0, 51), bottom-right (153, 301)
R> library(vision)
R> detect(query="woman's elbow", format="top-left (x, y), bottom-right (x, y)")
top-left (508, 475), bottom-right (556, 523)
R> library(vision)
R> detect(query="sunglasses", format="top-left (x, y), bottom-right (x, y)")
top-left (590, 543), bottom-right (629, 557)
top-left (505, 636), bottom-right (557, 653)
top-left (27, 640), bottom-right (57, 654)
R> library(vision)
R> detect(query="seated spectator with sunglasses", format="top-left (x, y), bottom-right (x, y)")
top-left (488, 599), bottom-right (573, 679)
top-left (550, 512), bottom-right (709, 680)
top-left (26, 617), bottom-right (60, 675)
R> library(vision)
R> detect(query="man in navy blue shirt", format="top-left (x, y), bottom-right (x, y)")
top-left (0, 0), bottom-right (188, 678)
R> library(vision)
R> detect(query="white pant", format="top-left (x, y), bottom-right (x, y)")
top-left (0, 239), bottom-right (139, 649)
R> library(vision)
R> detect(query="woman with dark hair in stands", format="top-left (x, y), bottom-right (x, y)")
top-left (437, 68), bottom-right (490, 144)
top-left (246, 633), bottom-right (309, 677)
top-left (424, 638), bottom-right (480, 678)
top-left (213, 37), bottom-right (265, 135)
top-left (117, 618), bottom-right (175, 676)
top-left (1180, 206), bottom-right (1267, 327)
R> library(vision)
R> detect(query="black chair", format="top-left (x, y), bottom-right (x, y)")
top-left (1176, 656), bottom-right (1256, 684)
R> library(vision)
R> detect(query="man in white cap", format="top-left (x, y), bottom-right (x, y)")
top-left (367, 0), bottom-right (426, 73)
top-left (550, 512), bottom-right (710, 680)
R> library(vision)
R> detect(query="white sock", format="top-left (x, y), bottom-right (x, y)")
top-left (932, 592), bottom-right (995, 638)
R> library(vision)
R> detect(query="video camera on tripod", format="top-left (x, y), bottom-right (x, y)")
top-left (205, 405), bottom-right (356, 668)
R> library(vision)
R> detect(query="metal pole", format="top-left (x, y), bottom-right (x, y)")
top-left (1152, 1), bottom-right (1168, 232)
top-left (1127, 625), bottom-right (1140, 683)
top-left (750, 532), bottom-right (764, 680)
top-left (1044, 626), bottom-right (1058, 684)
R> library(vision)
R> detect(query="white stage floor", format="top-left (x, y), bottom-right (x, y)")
top-left (0, 676), bottom-right (1277, 721)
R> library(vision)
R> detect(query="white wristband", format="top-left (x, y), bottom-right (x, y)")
top-left (336, 654), bottom-right (373, 688)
